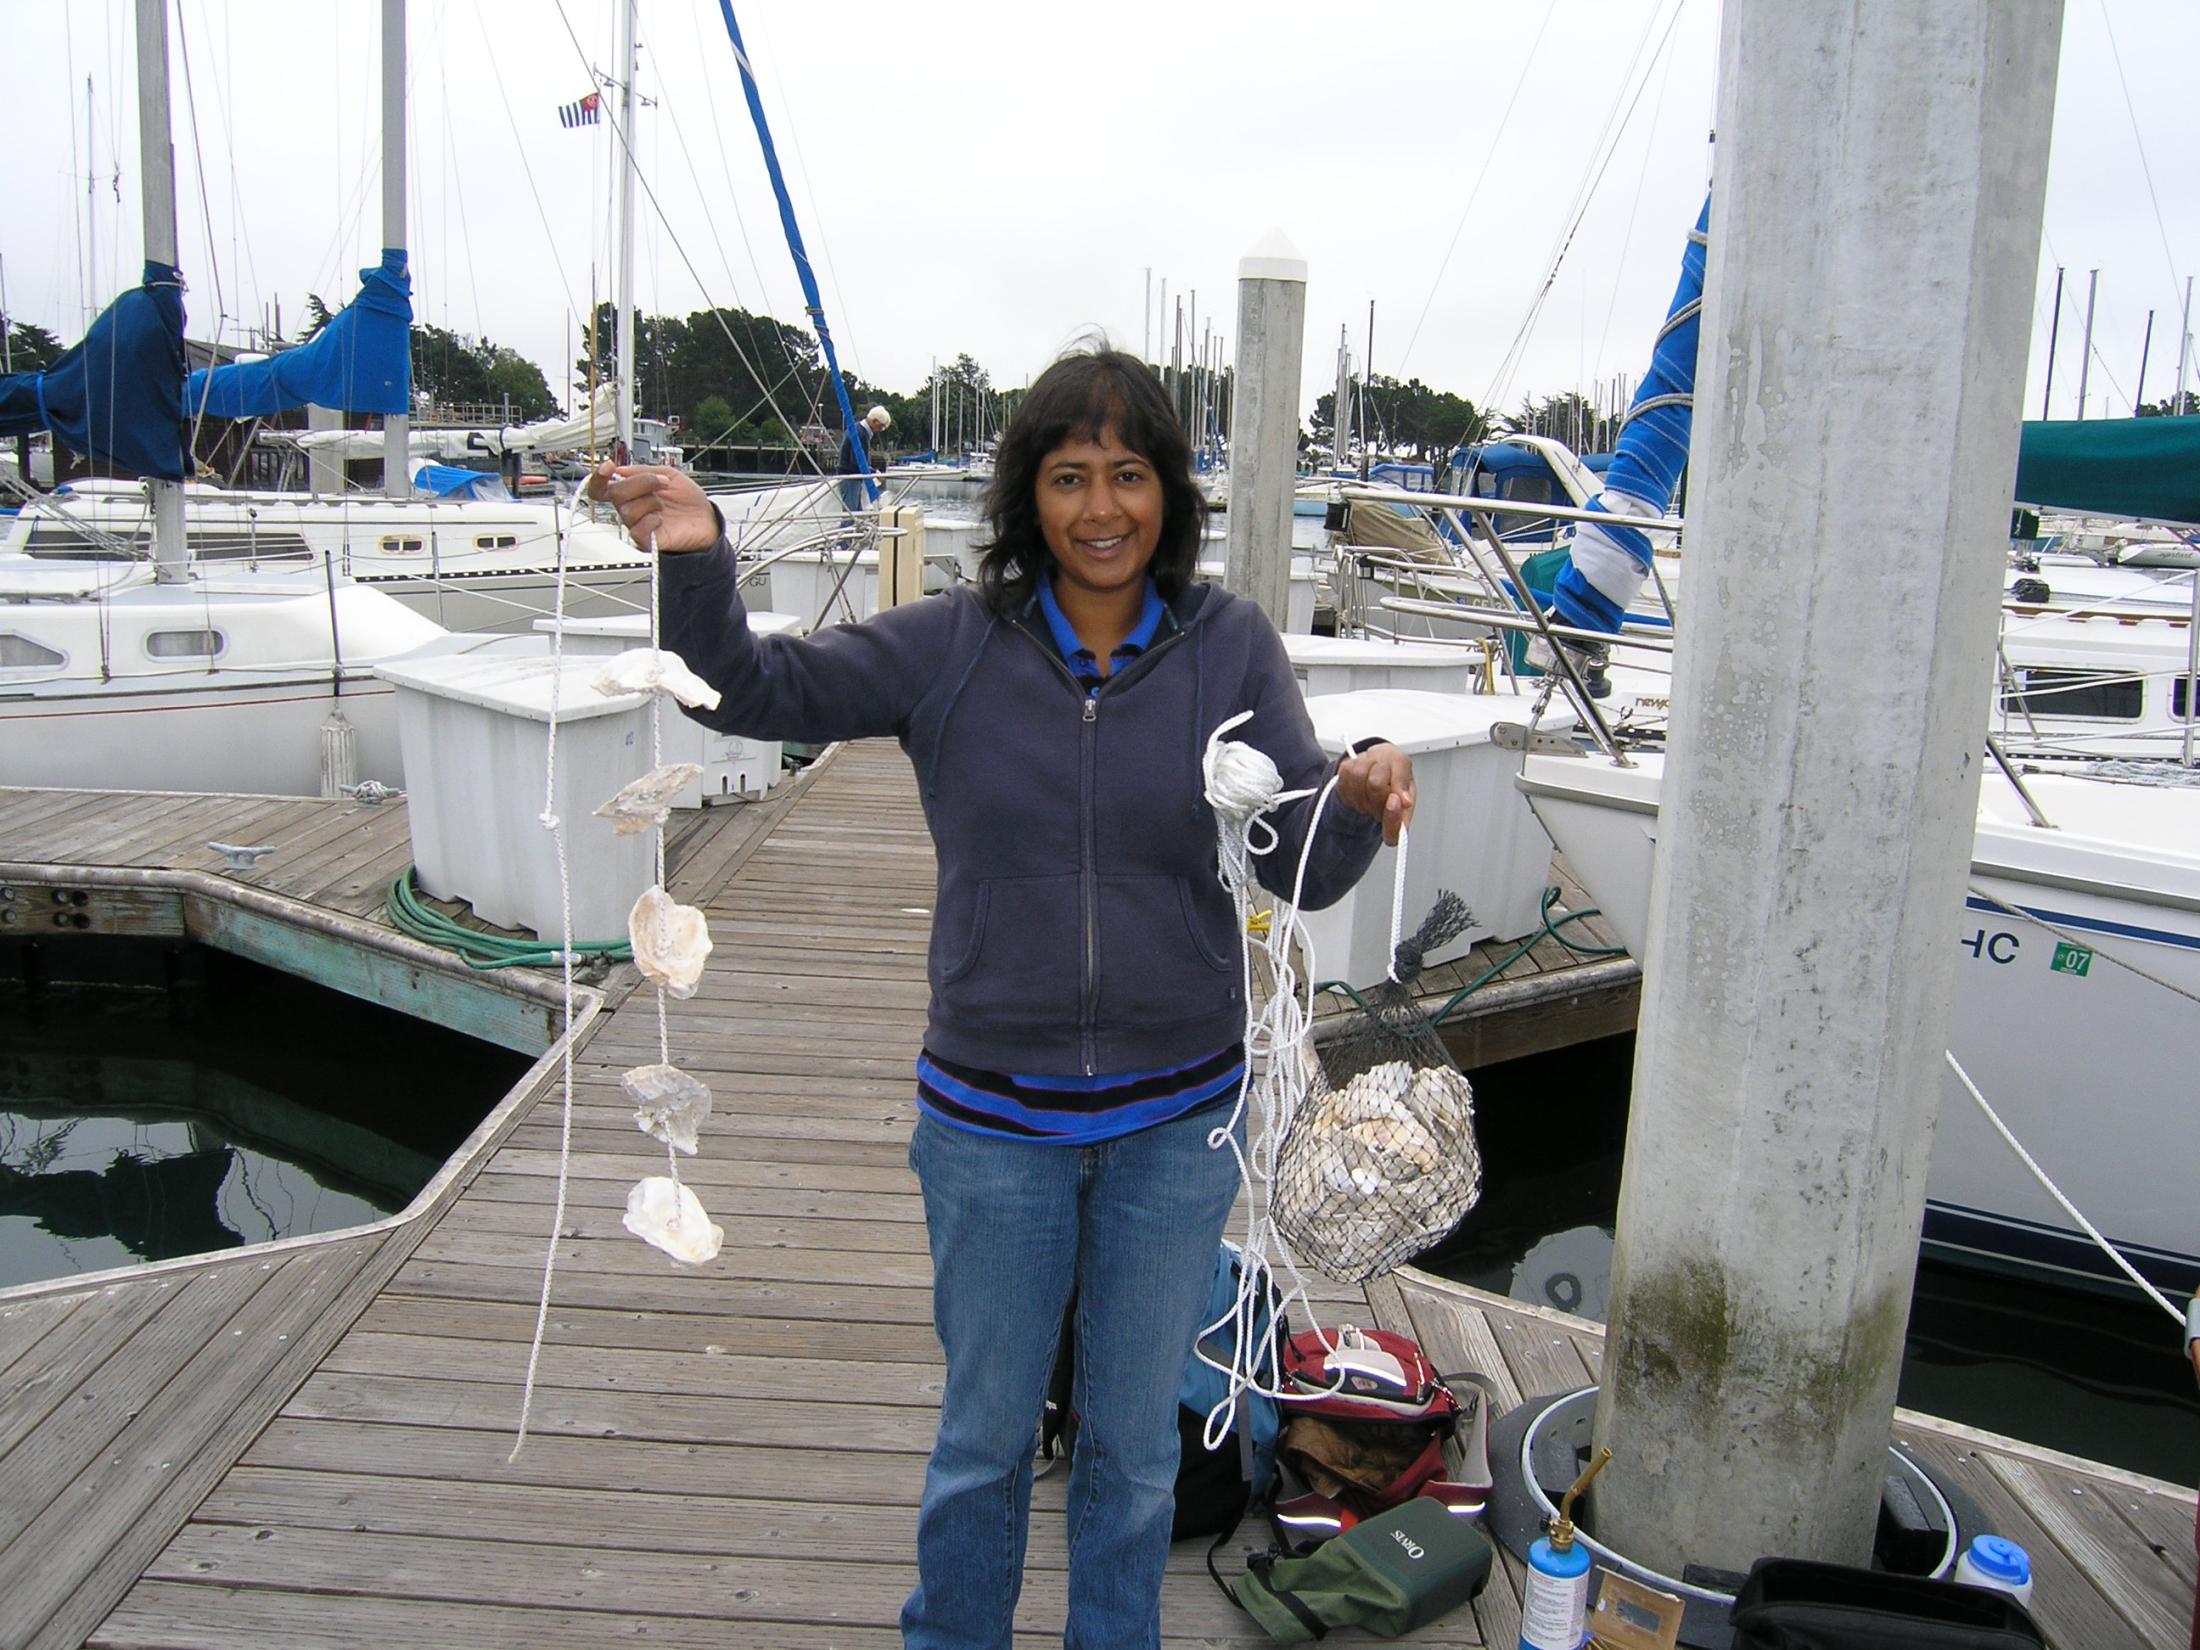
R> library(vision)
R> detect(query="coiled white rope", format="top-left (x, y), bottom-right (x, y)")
top-left (1943, 1050), bottom-right (2183, 1325)
top-left (1195, 711), bottom-right (1374, 1446)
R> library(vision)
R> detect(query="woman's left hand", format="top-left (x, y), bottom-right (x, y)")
top-left (1337, 741), bottom-right (1415, 846)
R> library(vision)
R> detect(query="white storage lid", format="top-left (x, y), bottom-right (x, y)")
top-left (533, 610), bottom-right (802, 640)
top-left (1284, 634), bottom-right (1478, 668)
top-left (1305, 688), bottom-right (1576, 756)
top-left (374, 651), bottom-right (652, 723)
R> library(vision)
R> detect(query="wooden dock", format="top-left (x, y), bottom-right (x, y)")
top-left (0, 748), bottom-right (2191, 1649)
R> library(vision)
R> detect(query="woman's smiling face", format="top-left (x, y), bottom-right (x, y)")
top-left (1033, 428), bottom-right (1165, 605)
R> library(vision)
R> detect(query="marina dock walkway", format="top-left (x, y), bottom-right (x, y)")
top-left (1, 747), bottom-right (2192, 1648)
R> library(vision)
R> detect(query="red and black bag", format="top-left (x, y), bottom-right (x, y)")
top-left (1268, 1324), bottom-right (1490, 1553)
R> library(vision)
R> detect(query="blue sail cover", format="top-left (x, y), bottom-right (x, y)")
top-left (1550, 195), bottom-right (1710, 634)
top-left (186, 249), bottom-right (412, 418)
top-left (0, 261), bottom-right (187, 481)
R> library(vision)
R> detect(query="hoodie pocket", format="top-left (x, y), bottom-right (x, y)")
top-left (1096, 874), bottom-right (1240, 1029)
top-left (932, 873), bottom-right (1082, 1029)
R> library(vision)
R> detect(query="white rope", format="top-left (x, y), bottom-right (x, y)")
top-left (1194, 712), bottom-right (1352, 1447)
top-left (1943, 1050), bottom-right (2183, 1326)
top-left (511, 497), bottom-right (582, 1461)
top-left (1384, 824), bottom-right (1412, 984)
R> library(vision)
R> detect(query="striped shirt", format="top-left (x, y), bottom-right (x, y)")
top-left (911, 573), bottom-right (1245, 1143)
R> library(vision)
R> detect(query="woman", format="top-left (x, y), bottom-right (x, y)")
top-left (594, 347), bottom-right (1412, 1649)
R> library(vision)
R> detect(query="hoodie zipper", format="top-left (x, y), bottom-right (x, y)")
top-left (1009, 621), bottom-right (1190, 1075)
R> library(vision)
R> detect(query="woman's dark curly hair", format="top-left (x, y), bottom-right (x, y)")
top-left (975, 346), bottom-right (1204, 615)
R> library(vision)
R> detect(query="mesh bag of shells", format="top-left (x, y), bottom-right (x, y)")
top-left (1273, 891), bottom-right (1484, 1284)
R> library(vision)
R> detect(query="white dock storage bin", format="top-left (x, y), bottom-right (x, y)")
top-left (529, 614), bottom-right (799, 807)
top-left (765, 547), bottom-right (878, 626)
top-left (1284, 634), bottom-right (1483, 698)
top-left (1295, 689), bottom-right (1571, 986)
top-left (375, 652), bottom-right (655, 944)
top-left (532, 610), bottom-right (803, 656)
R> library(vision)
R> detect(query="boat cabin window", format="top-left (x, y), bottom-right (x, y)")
top-left (24, 526), bottom-right (148, 561)
top-left (378, 535), bottom-right (426, 554)
top-left (189, 530), bottom-right (314, 564)
top-left (0, 632), bottom-right (67, 671)
top-left (2001, 667), bottom-right (2143, 721)
top-left (474, 534), bottom-right (519, 550)
top-left (2177, 676), bottom-right (2195, 720)
top-left (145, 629), bottom-right (225, 661)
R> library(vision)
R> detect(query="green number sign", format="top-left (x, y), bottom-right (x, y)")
top-left (2049, 941), bottom-right (2093, 978)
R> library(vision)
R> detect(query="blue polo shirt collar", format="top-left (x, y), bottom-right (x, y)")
top-left (1035, 576), bottom-right (1168, 687)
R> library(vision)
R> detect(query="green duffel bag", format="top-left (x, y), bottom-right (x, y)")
top-left (1231, 1495), bottom-right (1493, 1642)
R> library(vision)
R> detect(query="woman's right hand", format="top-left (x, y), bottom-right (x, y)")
top-left (587, 463), bottom-right (719, 553)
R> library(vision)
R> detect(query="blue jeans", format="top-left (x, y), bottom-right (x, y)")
top-left (902, 1104), bottom-right (1243, 1650)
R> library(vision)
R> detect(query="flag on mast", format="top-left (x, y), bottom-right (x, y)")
top-left (558, 92), bottom-right (602, 129)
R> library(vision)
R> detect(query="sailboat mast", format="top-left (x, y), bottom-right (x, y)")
top-left (134, 0), bottom-right (185, 581)
top-left (714, 1), bottom-right (872, 503)
top-left (615, 0), bottom-right (637, 460)
top-left (380, 0), bottom-right (409, 499)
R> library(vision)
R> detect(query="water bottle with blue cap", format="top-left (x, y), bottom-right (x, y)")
top-left (1953, 1534), bottom-right (2033, 1605)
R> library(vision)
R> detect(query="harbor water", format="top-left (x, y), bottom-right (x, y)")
top-left (1420, 1033), bottom-right (2200, 1487)
top-left (1, 936), bottom-right (531, 1290)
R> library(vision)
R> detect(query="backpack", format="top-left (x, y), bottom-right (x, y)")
top-left (1040, 1243), bottom-right (1287, 1541)
top-left (1268, 1325), bottom-right (1489, 1553)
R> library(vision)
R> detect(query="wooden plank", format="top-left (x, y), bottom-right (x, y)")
top-left (129, 1520), bottom-right (1458, 1643)
top-left (318, 1329), bottom-right (943, 1410)
top-left (241, 1415), bottom-right (932, 1503)
top-left (281, 1368), bottom-right (941, 1454)
top-left (455, 1167), bottom-right (928, 1222)
top-left (385, 1259), bottom-right (939, 1325)
top-left (1489, 1308), bottom-right (1596, 1401)
top-left (92, 1580), bottom-right (911, 1650)
top-left (403, 1227), bottom-right (933, 1287)
top-left (354, 1294), bottom-right (945, 1365)
top-left (0, 1293), bottom-right (85, 1385)
top-left (4, 1240), bottom-right (381, 1650)
top-left (0, 1270), bottom-right (259, 1536)
top-left (433, 1197), bottom-right (928, 1256)
top-left (1983, 1451), bottom-right (2193, 1649)
top-left (1897, 1431), bottom-right (2142, 1650)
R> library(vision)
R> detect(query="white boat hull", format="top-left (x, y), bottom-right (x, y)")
top-left (1517, 752), bottom-right (2200, 1292)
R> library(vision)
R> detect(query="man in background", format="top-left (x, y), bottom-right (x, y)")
top-left (839, 404), bottom-right (890, 514)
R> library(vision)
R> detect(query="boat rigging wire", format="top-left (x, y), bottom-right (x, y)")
top-left (546, 0), bottom-right (837, 482)
top-left (2093, 0), bottom-right (2186, 316)
top-left (1396, 1), bottom-right (1558, 378)
top-left (467, 0), bottom-right (585, 338)
top-left (1475, 0), bottom-right (1688, 437)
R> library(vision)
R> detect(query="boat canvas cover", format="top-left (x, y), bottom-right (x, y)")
top-left (186, 250), bottom-right (412, 420)
top-left (2014, 417), bottom-right (2200, 528)
top-left (0, 261), bottom-right (187, 481)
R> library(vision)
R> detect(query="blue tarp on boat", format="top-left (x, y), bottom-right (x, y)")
top-left (0, 261), bottom-right (187, 481)
top-left (412, 464), bottom-right (507, 500)
top-left (186, 249), bottom-right (412, 419)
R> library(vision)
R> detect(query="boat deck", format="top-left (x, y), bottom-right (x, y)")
top-left (0, 750), bottom-right (2191, 1649)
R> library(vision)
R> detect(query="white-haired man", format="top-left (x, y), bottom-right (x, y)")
top-left (839, 404), bottom-right (890, 514)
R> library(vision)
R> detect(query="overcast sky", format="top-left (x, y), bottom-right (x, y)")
top-left (4, 1), bottom-right (2194, 427)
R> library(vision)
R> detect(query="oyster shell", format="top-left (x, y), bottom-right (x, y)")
top-left (595, 764), bottom-right (704, 835)
top-left (592, 648), bottom-right (722, 710)
top-left (621, 1062), bottom-right (713, 1154)
top-left (623, 1175), bottom-right (724, 1265)
top-left (629, 885), bottom-right (712, 998)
